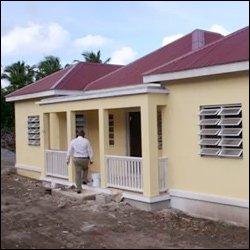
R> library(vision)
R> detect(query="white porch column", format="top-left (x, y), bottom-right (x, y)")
top-left (98, 108), bottom-right (109, 188)
top-left (141, 96), bottom-right (159, 196)
top-left (40, 113), bottom-right (50, 178)
top-left (66, 111), bottom-right (76, 182)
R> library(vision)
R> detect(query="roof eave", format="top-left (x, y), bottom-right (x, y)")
top-left (37, 84), bottom-right (169, 105)
top-left (5, 89), bottom-right (85, 102)
top-left (143, 61), bottom-right (249, 83)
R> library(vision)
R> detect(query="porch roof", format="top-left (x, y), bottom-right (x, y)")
top-left (37, 84), bottom-right (169, 105)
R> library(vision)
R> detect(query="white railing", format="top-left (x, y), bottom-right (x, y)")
top-left (159, 157), bottom-right (168, 192)
top-left (45, 150), bottom-right (68, 179)
top-left (106, 155), bottom-right (143, 192)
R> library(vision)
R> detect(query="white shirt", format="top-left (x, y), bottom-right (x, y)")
top-left (66, 136), bottom-right (93, 162)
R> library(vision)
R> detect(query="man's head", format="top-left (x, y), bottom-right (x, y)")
top-left (78, 130), bottom-right (85, 137)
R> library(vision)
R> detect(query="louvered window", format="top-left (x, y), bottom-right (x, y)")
top-left (199, 104), bottom-right (243, 158)
top-left (75, 113), bottom-right (87, 137)
top-left (27, 116), bottom-right (40, 146)
top-left (109, 114), bottom-right (114, 146)
top-left (157, 110), bottom-right (163, 150)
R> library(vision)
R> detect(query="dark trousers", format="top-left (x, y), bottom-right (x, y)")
top-left (73, 158), bottom-right (89, 191)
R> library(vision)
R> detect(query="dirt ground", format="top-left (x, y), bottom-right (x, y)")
top-left (1, 169), bottom-right (249, 249)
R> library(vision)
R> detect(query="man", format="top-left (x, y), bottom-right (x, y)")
top-left (66, 130), bottom-right (93, 193)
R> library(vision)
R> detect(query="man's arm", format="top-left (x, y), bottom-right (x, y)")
top-left (66, 141), bottom-right (74, 165)
top-left (87, 141), bottom-right (94, 164)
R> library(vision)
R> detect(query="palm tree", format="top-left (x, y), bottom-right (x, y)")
top-left (1, 61), bottom-right (35, 92)
top-left (35, 56), bottom-right (62, 80)
top-left (1, 61), bottom-right (35, 131)
top-left (74, 50), bottom-right (111, 64)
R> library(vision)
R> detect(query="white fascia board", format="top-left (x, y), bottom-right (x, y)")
top-left (37, 84), bottom-right (169, 105)
top-left (143, 61), bottom-right (249, 83)
top-left (5, 89), bottom-right (84, 102)
top-left (170, 189), bottom-right (249, 208)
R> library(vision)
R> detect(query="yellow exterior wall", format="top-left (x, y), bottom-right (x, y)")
top-left (16, 169), bottom-right (41, 180)
top-left (108, 109), bottom-right (127, 156)
top-left (58, 112), bottom-right (67, 150)
top-left (15, 99), bottom-right (44, 171)
top-left (165, 72), bottom-right (249, 199)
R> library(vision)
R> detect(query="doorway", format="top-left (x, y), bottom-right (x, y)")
top-left (128, 112), bottom-right (142, 157)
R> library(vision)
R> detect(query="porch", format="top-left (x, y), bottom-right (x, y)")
top-left (45, 150), bottom-right (168, 193)
top-left (40, 91), bottom-right (169, 197)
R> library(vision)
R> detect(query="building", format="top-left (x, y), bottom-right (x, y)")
top-left (6, 26), bottom-right (249, 227)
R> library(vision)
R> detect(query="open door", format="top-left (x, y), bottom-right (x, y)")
top-left (128, 112), bottom-right (142, 157)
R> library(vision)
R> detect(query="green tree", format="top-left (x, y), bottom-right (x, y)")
top-left (1, 86), bottom-right (14, 129)
top-left (74, 50), bottom-right (111, 64)
top-left (1, 61), bottom-right (35, 92)
top-left (35, 55), bottom-right (62, 80)
top-left (1, 61), bottom-right (35, 132)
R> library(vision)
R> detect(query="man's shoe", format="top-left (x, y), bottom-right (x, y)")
top-left (77, 190), bottom-right (82, 194)
top-left (82, 181), bottom-right (87, 185)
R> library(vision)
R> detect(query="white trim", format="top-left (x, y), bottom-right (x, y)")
top-left (37, 84), bottom-right (169, 105)
top-left (143, 61), bottom-right (249, 83)
top-left (15, 163), bottom-right (41, 173)
top-left (51, 63), bottom-right (78, 89)
top-left (123, 192), bottom-right (170, 203)
top-left (170, 189), bottom-right (249, 208)
top-left (41, 176), bottom-right (73, 186)
top-left (6, 90), bottom-right (85, 102)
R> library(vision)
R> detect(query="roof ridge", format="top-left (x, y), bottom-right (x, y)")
top-left (84, 28), bottom-right (224, 90)
top-left (83, 31), bottom-right (198, 90)
top-left (83, 66), bottom-right (124, 91)
top-left (50, 63), bottom-right (79, 89)
top-left (192, 28), bottom-right (224, 36)
top-left (5, 66), bottom-right (71, 97)
top-left (143, 26), bottom-right (248, 76)
top-left (71, 61), bottom-right (124, 67)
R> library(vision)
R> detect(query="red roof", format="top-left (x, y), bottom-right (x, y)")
top-left (84, 30), bottom-right (223, 91)
top-left (144, 26), bottom-right (249, 76)
top-left (7, 62), bottom-right (122, 97)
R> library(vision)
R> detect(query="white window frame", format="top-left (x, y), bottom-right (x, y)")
top-left (199, 108), bottom-right (220, 116)
top-left (218, 107), bottom-right (242, 116)
top-left (200, 148), bottom-right (221, 156)
top-left (199, 138), bottom-right (220, 146)
top-left (218, 148), bottom-right (243, 158)
top-left (218, 138), bottom-right (242, 147)
top-left (199, 128), bottom-right (220, 136)
top-left (218, 118), bottom-right (242, 126)
top-left (199, 119), bottom-right (220, 126)
top-left (218, 128), bottom-right (242, 136)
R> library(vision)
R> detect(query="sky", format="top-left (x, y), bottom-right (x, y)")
top-left (1, 1), bottom-right (249, 86)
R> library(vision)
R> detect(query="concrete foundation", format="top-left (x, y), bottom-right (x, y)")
top-left (124, 197), bottom-right (171, 211)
